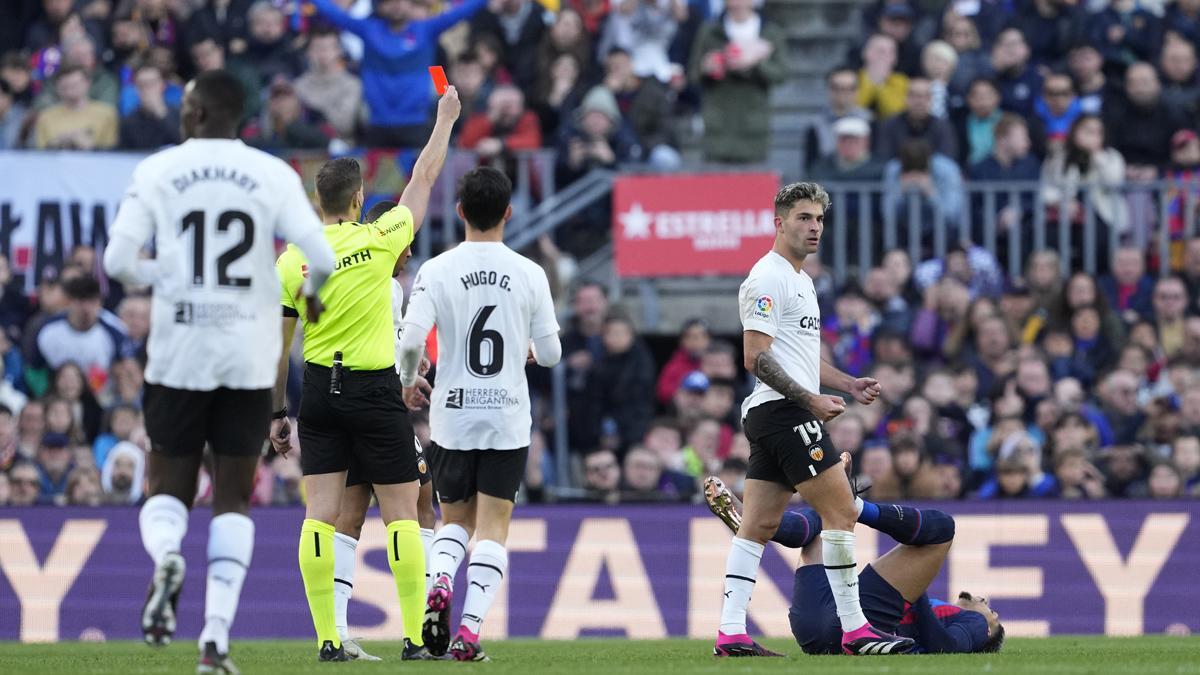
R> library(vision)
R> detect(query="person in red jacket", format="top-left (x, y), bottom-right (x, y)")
top-left (457, 84), bottom-right (543, 159)
top-left (656, 318), bottom-right (711, 405)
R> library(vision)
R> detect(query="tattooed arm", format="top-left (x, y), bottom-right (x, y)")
top-left (744, 330), bottom-right (845, 422)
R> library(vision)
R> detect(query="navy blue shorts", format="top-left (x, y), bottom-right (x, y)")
top-left (788, 564), bottom-right (907, 655)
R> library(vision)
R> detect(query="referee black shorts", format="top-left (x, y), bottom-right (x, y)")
top-left (144, 383), bottom-right (271, 458)
top-left (426, 443), bottom-right (528, 503)
top-left (743, 399), bottom-right (842, 490)
top-left (298, 363), bottom-right (419, 485)
top-left (346, 435), bottom-right (432, 487)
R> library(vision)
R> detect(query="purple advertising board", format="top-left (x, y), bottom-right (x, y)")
top-left (0, 502), bottom-right (1197, 643)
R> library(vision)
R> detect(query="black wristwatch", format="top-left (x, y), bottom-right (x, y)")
top-left (271, 406), bottom-right (288, 420)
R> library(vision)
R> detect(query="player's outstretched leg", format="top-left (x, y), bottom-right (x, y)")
top-left (423, 521), bottom-right (470, 656)
top-left (449, 492), bottom-right (514, 662)
top-left (140, 493), bottom-right (190, 647)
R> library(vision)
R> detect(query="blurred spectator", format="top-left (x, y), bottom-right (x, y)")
top-left (1041, 114), bottom-right (1129, 241)
top-left (8, 459), bottom-right (41, 506)
top-left (875, 77), bottom-right (958, 161)
top-left (310, 0), bottom-right (486, 148)
top-left (50, 361), bottom-right (102, 443)
top-left (453, 53), bottom-right (493, 121)
top-left (539, 7), bottom-right (592, 78)
top-left (921, 40), bottom-right (956, 119)
top-left (243, 0), bottom-right (302, 84)
top-left (470, 0), bottom-right (547, 93)
top-left (656, 319), bottom-right (709, 406)
top-left (34, 431), bottom-right (73, 504)
top-left (33, 65), bottom-right (118, 150)
top-left (17, 401), bottom-right (45, 458)
top-left (1099, 246), bottom-right (1154, 324)
top-left (1160, 36), bottom-right (1200, 118)
top-left (688, 0), bottom-right (786, 164)
top-left (855, 33), bottom-right (908, 119)
top-left (92, 403), bottom-right (141, 466)
top-left (563, 281), bottom-right (607, 450)
top-left (600, 47), bottom-right (681, 170)
top-left (1167, 0), bottom-right (1200, 45)
top-left (27, 0), bottom-right (105, 52)
top-left (1087, 0), bottom-right (1162, 69)
top-left (623, 444), bottom-right (693, 500)
top-left (597, 0), bottom-right (685, 84)
top-left (1097, 369), bottom-right (1146, 444)
top-left (882, 139), bottom-right (965, 235)
top-left (1152, 276), bottom-right (1190, 357)
top-left (0, 470), bottom-right (8, 505)
top-left (0, 80), bottom-right (27, 149)
top-left (583, 314), bottom-right (656, 452)
top-left (119, 63), bottom-right (180, 149)
top-left (190, 36), bottom-right (261, 119)
top-left (851, 2), bottom-right (920, 77)
top-left (33, 276), bottom-right (130, 385)
top-left (583, 448), bottom-right (621, 501)
top-left (1067, 42), bottom-right (1114, 115)
top-left (1145, 462), bottom-right (1185, 499)
top-left (1013, 0), bottom-right (1082, 66)
top-left (1171, 435), bottom-right (1200, 492)
top-left (1050, 447), bottom-right (1107, 499)
top-left (295, 28), bottom-right (363, 142)
top-left (1, 52), bottom-right (35, 108)
top-left (942, 11), bottom-right (988, 96)
top-left (1033, 72), bottom-right (1080, 151)
top-left (804, 67), bottom-right (872, 170)
top-left (1103, 61), bottom-right (1185, 175)
top-left (809, 116), bottom-right (885, 182)
top-left (117, 294), bottom-right (150, 358)
top-left (969, 113), bottom-right (1039, 183)
top-left (555, 86), bottom-right (640, 183)
top-left (1183, 238), bottom-right (1200, 301)
top-left (827, 285), bottom-right (876, 376)
top-left (47, 34), bottom-right (120, 109)
top-left (533, 52), bottom-right (586, 141)
top-left (241, 75), bottom-right (332, 150)
top-left (681, 416), bottom-right (720, 477)
top-left (459, 84), bottom-right (542, 161)
top-left (990, 27), bottom-right (1042, 118)
top-left (1102, 444), bottom-right (1148, 497)
top-left (185, 0), bottom-right (253, 55)
top-left (66, 465), bottom-right (102, 506)
top-left (956, 77), bottom-right (1002, 167)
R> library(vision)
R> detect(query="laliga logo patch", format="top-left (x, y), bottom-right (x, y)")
top-left (753, 295), bottom-right (773, 319)
top-left (809, 446), bottom-right (824, 462)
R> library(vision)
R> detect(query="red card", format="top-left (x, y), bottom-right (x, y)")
top-left (429, 66), bottom-right (449, 95)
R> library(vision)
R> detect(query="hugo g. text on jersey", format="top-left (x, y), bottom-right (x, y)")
top-left (460, 270), bottom-right (512, 292)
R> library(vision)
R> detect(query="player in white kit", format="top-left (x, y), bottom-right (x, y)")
top-left (713, 182), bottom-right (915, 657)
top-left (396, 167), bottom-right (562, 661)
top-left (102, 70), bottom-right (336, 674)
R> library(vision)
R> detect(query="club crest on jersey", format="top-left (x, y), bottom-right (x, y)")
top-left (418, 457), bottom-right (428, 474)
top-left (809, 446), bottom-right (824, 462)
top-left (753, 295), bottom-right (773, 319)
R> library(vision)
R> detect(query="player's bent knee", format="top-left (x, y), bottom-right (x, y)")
top-left (920, 509), bottom-right (956, 545)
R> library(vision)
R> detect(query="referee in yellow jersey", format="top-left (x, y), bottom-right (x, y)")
top-left (269, 87), bottom-right (460, 663)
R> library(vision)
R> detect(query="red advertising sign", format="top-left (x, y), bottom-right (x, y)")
top-left (613, 172), bottom-right (780, 278)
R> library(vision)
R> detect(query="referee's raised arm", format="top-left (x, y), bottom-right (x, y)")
top-left (399, 86), bottom-right (461, 233)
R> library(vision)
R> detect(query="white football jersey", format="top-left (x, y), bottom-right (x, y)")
top-left (739, 250), bottom-right (822, 419)
top-left (109, 138), bottom-right (325, 390)
top-left (405, 242), bottom-right (559, 450)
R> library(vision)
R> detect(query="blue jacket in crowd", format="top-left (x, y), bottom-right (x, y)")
top-left (309, 0), bottom-right (487, 128)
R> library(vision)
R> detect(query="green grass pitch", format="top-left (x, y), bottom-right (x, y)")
top-left (1, 637), bottom-right (1199, 674)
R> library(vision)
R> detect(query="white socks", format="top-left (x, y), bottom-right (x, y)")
top-left (420, 528), bottom-right (435, 592)
top-left (332, 532), bottom-right (358, 640)
top-left (718, 537), bottom-right (764, 635)
top-left (821, 529), bottom-right (868, 632)
top-left (427, 523), bottom-right (470, 584)
top-left (460, 540), bottom-right (507, 636)
top-left (198, 513), bottom-right (254, 653)
top-left (139, 494), bottom-right (188, 566)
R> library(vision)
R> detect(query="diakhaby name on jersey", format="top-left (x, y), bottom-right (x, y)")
top-left (171, 166), bottom-right (260, 194)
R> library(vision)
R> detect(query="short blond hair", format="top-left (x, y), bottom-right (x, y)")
top-left (775, 182), bottom-right (831, 215)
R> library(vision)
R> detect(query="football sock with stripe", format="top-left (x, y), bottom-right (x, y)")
top-left (460, 540), bottom-right (507, 636)
top-left (821, 529), bottom-right (869, 631)
top-left (718, 537), bottom-right (764, 635)
top-left (860, 503), bottom-right (954, 546)
top-left (332, 533), bottom-right (358, 641)
top-left (199, 513), bottom-right (253, 654)
top-left (427, 523), bottom-right (470, 585)
top-left (420, 528), bottom-right (435, 592)
top-left (386, 520), bottom-right (426, 646)
top-left (771, 508), bottom-right (823, 548)
top-left (139, 494), bottom-right (188, 566)
top-left (298, 518), bottom-right (339, 649)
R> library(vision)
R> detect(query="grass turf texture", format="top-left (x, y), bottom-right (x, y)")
top-left (0, 637), bottom-right (1197, 674)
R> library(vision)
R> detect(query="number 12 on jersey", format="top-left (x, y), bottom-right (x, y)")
top-left (180, 209), bottom-right (255, 289)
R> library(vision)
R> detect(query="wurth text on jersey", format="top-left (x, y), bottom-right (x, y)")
top-left (334, 248), bottom-right (372, 270)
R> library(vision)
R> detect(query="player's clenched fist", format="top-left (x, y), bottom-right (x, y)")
top-left (437, 85), bottom-right (461, 122)
top-left (850, 377), bottom-right (882, 405)
top-left (806, 394), bottom-right (846, 423)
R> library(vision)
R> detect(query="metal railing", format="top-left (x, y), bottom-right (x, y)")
top-left (819, 179), bottom-right (1196, 282)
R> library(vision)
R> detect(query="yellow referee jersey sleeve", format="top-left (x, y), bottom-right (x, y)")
top-left (371, 204), bottom-right (416, 260)
top-left (277, 246), bottom-right (304, 315)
